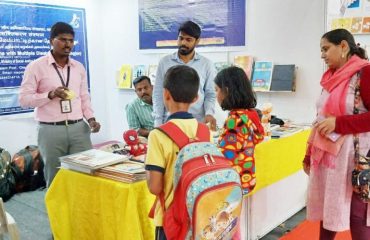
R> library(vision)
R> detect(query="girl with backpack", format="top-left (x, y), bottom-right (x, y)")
top-left (215, 66), bottom-right (265, 239)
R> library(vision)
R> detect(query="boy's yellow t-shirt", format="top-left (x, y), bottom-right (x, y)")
top-left (145, 118), bottom-right (199, 226)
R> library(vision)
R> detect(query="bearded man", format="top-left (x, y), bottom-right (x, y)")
top-left (152, 21), bottom-right (217, 130)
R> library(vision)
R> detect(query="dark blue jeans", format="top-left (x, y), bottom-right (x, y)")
top-left (155, 227), bottom-right (167, 240)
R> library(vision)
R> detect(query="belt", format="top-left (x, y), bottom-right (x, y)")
top-left (39, 119), bottom-right (83, 126)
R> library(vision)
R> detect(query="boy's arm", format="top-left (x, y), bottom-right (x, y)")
top-left (146, 170), bottom-right (164, 195)
top-left (145, 129), bottom-right (166, 195)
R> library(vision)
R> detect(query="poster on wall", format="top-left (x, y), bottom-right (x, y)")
top-left (0, 1), bottom-right (88, 116)
top-left (138, 0), bottom-right (246, 49)
top-left (327, 0), bottom-right (370, 34)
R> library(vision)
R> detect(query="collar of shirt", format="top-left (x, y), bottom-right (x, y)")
top-left (166, 111), bottom-right (194, 122)
top-left (171, 51), bottom-right (200, 64)
top-left (139, 98), bottom-right (152, 106)
top-left (47, 50), bottom-right (75, 67)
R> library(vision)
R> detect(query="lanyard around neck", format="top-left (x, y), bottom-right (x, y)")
top-left (52, 63), bottom-right (70, 87)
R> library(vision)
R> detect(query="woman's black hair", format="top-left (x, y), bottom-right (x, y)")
top-left (214, 66), bottom-right (257, 111)
top-left (322, 28), bottom-right (367, 60)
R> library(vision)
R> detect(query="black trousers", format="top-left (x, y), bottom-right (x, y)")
top-left (155, 227), bottom-right (167, 240)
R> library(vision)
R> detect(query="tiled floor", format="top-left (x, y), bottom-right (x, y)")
top-left (260, 208), bottom-right (306, 240)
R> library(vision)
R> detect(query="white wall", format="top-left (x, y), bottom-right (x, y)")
top-left (248, 0), bottom-right (325, 123)
top-left (0, 0), bottom-right (325, 154)
top-left (101, 0), bottom-right (326, 140)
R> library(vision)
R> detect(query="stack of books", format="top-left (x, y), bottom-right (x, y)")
top-left (60, 149), bottom-right (128, 174)
top-left (95, 160), bottom-right (146, 183)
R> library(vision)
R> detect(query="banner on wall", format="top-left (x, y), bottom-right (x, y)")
top-left (138, 0), bottom-right (246, 49)
top-left (327, 0), bottom-right (370, 34)
top-left (0, 1), bottom-right (89, 116)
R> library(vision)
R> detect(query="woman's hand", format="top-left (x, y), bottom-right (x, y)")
top-left (302, 155), bottom-right (311, 175)
top-left (315, 116), bottom-right (336, 137)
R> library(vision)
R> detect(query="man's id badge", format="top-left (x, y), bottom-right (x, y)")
top-left (60, 100), bottom-right (72, 113)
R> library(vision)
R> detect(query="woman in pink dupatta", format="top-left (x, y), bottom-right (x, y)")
top-left (303, 29), bottom-right (370, 240)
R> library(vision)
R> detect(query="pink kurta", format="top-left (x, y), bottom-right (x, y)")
top-left (307, 73), bottom-right (370, 231)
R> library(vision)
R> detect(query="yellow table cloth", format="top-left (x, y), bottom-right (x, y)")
top-left (253, 130), bottom-right (310, 193)
top-left (45, 169), bottom-right (155, 240)
top-left (45, 130), bottom-right (310, 239)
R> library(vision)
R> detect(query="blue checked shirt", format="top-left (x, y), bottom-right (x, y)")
top-left (152, 52), bottom-right (217, 127)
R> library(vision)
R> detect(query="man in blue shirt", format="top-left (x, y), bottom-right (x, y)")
top-left (152, 20), bottom-right (217, 130)
top-left (125, 76), bottom-right (154, 137)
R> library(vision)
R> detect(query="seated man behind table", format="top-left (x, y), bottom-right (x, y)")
top-left (125, 76), bottom-right (154, 137)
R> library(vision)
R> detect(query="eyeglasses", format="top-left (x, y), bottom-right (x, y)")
top-left (54, 37), bottom-right (74, 44)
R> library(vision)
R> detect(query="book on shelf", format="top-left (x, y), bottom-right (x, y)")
top-left (214, 62), bottom-right (230, 73)
top-left (234, 55), bottom-right (254, 80)
top-left (60, 149), bottom-right (128, 174)
top-left (270, 64), bottom-right (296, 91)
top-left (147, 64), bottom-right (158, 86)
top-left (117, 64), bottom-right (132, 89)
top-left (251, 61), bottom-right (274, 92)
top-left (132, 65), bottom-right (147, 80)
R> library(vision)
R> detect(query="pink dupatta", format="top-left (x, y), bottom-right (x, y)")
top-left (309, 55), bottom-right (369, 168)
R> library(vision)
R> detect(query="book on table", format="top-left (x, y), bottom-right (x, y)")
top-left (271, 125), bottom-right (305, 138)
top-left (95, 160), bottom-right (146, 183)
top-left (60, 149), bottom-right (128, 174)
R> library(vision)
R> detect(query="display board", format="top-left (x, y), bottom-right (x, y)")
top-left (138, 0), bottom-right (246, 49)
top-left (0, 1), bottom-right (89, 116)
top-left (327, 0), bottom-right (370, 34)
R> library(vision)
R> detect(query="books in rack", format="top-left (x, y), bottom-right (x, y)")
top-left (147, 64), bottom-right (158, 86)
top-left (95, 160), bottom-right (146, 183)
top-left (133, 65), bottom-right (147, 80)
top-left (214, 62), bottom-right (230, 73)
top-left (117, 64), bottom-right (132, 89)
top-left (270, 65), bottom-right (296, 91)
top-left (60, 149), bottom-right (128, 174)
top-left (234, 55), bottom-right (254, 80)
top-left (251, 61), bottom-right (274, 92)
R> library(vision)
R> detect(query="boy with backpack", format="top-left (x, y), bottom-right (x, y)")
top-left (145, 65), bottom-right (243, 240)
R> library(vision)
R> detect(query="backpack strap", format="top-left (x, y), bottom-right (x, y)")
top-left (149, 192), bottom-right (165, 219)
top-left (195, 123), bottom-right (211, 142)
top-left (157, 121), bottom-right (210, 149)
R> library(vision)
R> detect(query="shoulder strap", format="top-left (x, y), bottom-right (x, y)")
top-left (195, 123), bottom-right (211, 142)
top-left (157, 122), bottom-right (210, 149)
top-left (353, 76), bottom-right (363, 163)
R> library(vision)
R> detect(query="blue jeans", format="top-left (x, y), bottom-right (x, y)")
top-left (155, 227), bottom-right (167, 240)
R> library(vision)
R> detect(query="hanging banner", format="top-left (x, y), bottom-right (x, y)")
top-left (0, 1), bottom-right (89, 115)
top-left (138, 0), bottom-right (246, 49)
